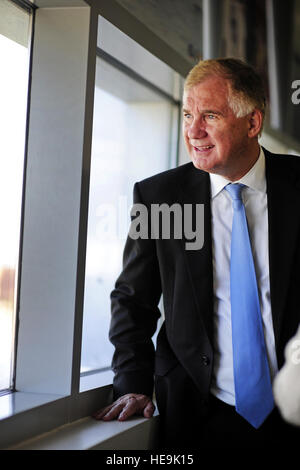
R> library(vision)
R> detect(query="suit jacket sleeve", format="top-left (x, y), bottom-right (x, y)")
top-left (109, 182), bottom-right (162, 400)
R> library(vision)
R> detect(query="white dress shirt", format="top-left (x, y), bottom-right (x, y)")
top-left (209, 147), bottom-right (278, 405)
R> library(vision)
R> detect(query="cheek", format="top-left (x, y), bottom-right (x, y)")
top-left (207, 125), bottom-right (225, 141)
top-left (212, 137), bottom-right (232, 159)
top-left (213, 127), bottom-right (233, 144)
top-left (183, 127), bottom-right (191, 146)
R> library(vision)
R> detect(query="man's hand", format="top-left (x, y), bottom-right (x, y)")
top-left (92, 393), bottom-right (155, 421)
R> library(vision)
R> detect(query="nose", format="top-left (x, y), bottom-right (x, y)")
top-left (187, 117), bottom-right (208, 139)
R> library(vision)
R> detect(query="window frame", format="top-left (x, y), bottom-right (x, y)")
top-left (0, 0), bottom-right (36, 395)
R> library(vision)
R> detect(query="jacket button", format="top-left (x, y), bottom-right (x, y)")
top-left (201, 355), bottom-right (210, 366)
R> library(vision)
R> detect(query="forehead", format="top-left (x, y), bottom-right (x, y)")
top-left (183, 76), bottom-right (230, 111)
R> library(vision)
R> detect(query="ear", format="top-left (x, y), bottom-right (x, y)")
top-left (247, 109), bottom-right (263, 138)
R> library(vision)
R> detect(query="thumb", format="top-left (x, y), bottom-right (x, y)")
top-left (143, 400), bottom-right (155, 418)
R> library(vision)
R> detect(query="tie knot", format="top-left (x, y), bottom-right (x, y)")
top-left (225, 183), bottom-right (244, 201)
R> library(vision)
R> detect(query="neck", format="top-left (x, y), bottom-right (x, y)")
top-left (224, 143), bottom-right (260, 181)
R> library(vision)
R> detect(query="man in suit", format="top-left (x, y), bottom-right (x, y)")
top-left (93, 58), bottom-right (300, 449)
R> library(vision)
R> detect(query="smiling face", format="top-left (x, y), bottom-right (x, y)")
top-left (182, 76), bottom-right (262, 181)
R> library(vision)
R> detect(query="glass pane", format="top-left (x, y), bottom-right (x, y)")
top-left (97, 15), bottom-right (175, 97)
top-left (80, 47), bottom-right (178, 378)
top-left (0, 0), bottom-right (31, 391)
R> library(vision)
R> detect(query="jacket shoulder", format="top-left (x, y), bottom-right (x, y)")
top-left (264, 148), bottom-right (300, 185)
top-left (264, 147), bottom-right (300, 168)
top-left (135, 162), bottom-right (205, 202)
top-left (139, 162), bottom-right (194, 186)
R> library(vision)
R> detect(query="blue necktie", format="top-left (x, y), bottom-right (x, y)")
top-left (225, 183), bottom-right (274, 428)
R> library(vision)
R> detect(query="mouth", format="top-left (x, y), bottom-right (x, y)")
top-left (193, 145), bottom-right (214, 153)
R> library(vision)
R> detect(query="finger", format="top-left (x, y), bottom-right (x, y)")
top-left (101, 402), bottom-right (125, 421)
top-left (92, 404), bottom-right (114, 420)
top-left (118, 397), bottom-right (140, 421)
top-left (92, 395), bottom-right (139, 420)
top-left (143, 400), bottom-right (155, 418)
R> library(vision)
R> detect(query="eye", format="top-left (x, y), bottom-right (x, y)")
top-left (183, 112), bottom-right (192, 119)
top-left (205, 114), bottom-right (216, 120)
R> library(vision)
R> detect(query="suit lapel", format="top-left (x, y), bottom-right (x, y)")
top-left (176, 165), bottom-right (214, 345)
top-left (265, 149), bottom-right (300, 351)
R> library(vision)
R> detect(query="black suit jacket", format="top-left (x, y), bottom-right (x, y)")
top-left (109, 148), bottom-right (300, 445)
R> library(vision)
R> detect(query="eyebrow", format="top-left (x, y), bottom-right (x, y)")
top-left (182, 108), bottom-right (224, 116)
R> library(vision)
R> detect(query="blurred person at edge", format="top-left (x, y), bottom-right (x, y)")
top-left (273, 324), bottom-right (300, 426)
top-left (94, 58), bottom-right (300, 450)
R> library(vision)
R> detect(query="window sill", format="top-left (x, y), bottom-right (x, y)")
top-left (0, 383), bottom-right (159, 450)
top-left (0, 384), bottom-right (113, 449)
top-left (0, 390), bottom-right (65, 422)
top-left (9, 409), bottom-right (160, 450)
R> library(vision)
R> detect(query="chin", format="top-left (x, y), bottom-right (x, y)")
top-left (192, 160), bottom-right (204, 170)
top-left (191, 156), bottom-right (213, 172)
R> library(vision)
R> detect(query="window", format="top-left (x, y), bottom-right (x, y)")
top-left (0, 3), bottom-right (183, 449)
top-left (0, 0), bottom-right (32, 392)
top-left (80, 16), bottom-right (181, 387)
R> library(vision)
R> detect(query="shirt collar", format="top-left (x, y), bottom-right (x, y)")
top-left (209, 147), bottom-right (266, 199)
